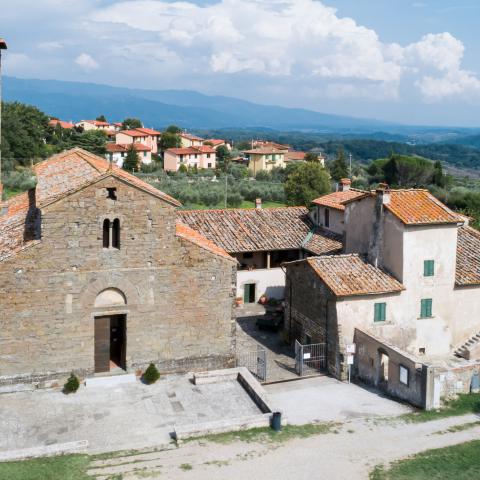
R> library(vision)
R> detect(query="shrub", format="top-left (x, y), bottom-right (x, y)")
top-left (63, 373), bottom-right (80, 394)
top-left (143, 363), bottom-right (160, 384)
top-left (227, 192), bottom-right (243, 208)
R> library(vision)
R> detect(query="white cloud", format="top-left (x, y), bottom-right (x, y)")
top-left (74, 53), bottom-right (98, 71)
top-left (87, 0), bottom-right (480, 102)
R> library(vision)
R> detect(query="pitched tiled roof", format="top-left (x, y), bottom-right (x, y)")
top-left (81, 120), bottom-right (110, 127)
top-left (305, 254), bottom-right (405, 297)
top-left (253, 141), bottom-right (290, 150)
top-left (312, 189), bottom-right (367, 211)
top-left (135, 127), bottom-right (161, 136)
top-left (166, 146), bottom-right (215, 155)
top-left (204, 139), bottom-right (226, 147)
top-left (175, 223), bottom-right (235, 262)
top-left (180, 133), bottom-right (204, 141)
top-left (0, 148), bottom-right (180, 262)
top-left (118, 129), bottom-right (148, 137)
top-left (177, 207), bottom-right (342, 255)
top-left (106, 143), bottom-right (151, 152)
top-left (456, 226), bottom-right (480, 286)
top-left (49, 119), bottom-right (74, 129)
top-left (285, 151), bottom-right (306, 162)
top-left (384, 189), bottom-right (462, 225)
top-left (243, 147), bottom-right (285, 155)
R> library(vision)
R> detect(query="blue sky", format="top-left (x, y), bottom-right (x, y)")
top-left (1, 0), bottom-right (480, 126)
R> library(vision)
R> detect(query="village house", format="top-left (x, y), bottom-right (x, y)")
top-left (284, 151), bottom-right (326, 167)
top-left (76, 120), bottom-right (114, 131)
top-left (244, 147), bottom-right (286, 174)
top-left (49, 119), bottom-right (74, 129)
top-left (178, 204), bottom-right (342, 303)
top-left (203, 139), bottom-right (232, 150)
top-left (0, 148), bottom-right (236, 387)
top-left (115, 128), bottom-right (161, 155)
top-left (163, 146), bottom-right (216, 172)
top-left (285, 185), bottom-right (480, 408)
top-left (180, 133), bottom-right (204, 148)
top-left (105, 143), bottom-right (152, 168)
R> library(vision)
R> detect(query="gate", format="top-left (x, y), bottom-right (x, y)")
top-left (236, 346), bottom-right (267, 382)
top-left (295, 340), bottom-right (326, 376)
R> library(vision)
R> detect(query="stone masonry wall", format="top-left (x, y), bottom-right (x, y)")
top-left (0, 177), bottom-right (236, 385)
top-left (285, 262), bottom-right (346, 379)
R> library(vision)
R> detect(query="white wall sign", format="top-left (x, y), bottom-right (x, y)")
top-left (347, 354), bottom-right (354, 365)
top-left (303, 353), bottom-right (311, 359)
top-left (346, 344), bottom-right (356, 354)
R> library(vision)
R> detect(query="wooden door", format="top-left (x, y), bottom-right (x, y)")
top-left (94, 316), bottom-right (110, 373)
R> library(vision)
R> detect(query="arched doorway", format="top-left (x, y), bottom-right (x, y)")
top-left (378, 349), bottom-right (389, 385)
top-left (94, 289), bottom-right (127, 373)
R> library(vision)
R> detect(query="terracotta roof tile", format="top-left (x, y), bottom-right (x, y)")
top-left (175, 223), bottom-right (235, 262)
top-left (177, 207), bottom-right (342, 255)
top-left (285, 151), bottom-right (306, 161)
top-left (135, 127), bottom-right (161, 136)
top-left (312, 189), bottom-right (367, 211)
top-left (106, 143), bottom-right (151, 152)
top-left (166, 146), bottom-right (215, 155)
top-left (305, 254), bottom-right (405, 297)
top-left (49, 119), bottom-right (74, 129)
top-left (243, 147), bottom-right (285, 155)
top-left (456, 226), bottom-right (480, 286)
top-left (384, 189), bottom-right (462, 225)
top-left (204, 139), bottom-right (226, 147)
top-left (118, 129), bottom-right (148, 137)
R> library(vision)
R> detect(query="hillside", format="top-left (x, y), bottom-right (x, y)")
top-left (2, 76), bottom-right (404, 132)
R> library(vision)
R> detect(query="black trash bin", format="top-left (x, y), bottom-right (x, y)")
top-left (271, 411), bottom-right (282, 432)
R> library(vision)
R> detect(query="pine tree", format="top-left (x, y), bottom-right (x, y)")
top-left (330, 149), bottom-right (348, 181)
top-left (123, 144), bottom-right (139, 171)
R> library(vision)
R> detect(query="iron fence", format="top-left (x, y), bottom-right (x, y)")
top-left (295, 340), bottom-right (326, 376)
top-left (236, 346), bottom-right (267, 382)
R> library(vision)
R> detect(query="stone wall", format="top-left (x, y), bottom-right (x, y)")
top-left (0, 177), bottom-right (236, 385)
top-left (285, 261), bottom-right (347, 380)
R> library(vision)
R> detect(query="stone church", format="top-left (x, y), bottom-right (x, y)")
top-left (0, 148), bottom-right (236, 387)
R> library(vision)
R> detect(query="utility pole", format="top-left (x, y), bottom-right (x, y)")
top-left (0, 38), bottom-right (7, 203)
top-left (224, 174), bottom-right (228, 208)
top-left (349, 153), bottom-right (352, 179)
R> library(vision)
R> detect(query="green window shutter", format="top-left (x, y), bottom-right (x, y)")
top-left (424, 260), bottom-right (435, 277)
top-left (374, 303), bottom-right (386, 322)
top-left (421, 299), bottom-right (433, 318)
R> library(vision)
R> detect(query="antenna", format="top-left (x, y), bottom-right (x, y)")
top-left (0, 38), bottom-right (7, 204)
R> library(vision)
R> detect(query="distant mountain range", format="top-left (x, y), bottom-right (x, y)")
top-left (4, 76), bottom-right (480, 141)
top-left (3, 76), bottom-right (399, 132)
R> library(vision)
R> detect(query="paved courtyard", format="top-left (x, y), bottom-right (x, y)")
top-left (236, 303), bottom-right (300, 382)
top-left (266, 375), bottom-right (412, 424)
top-left (0, 374), bottom-right (261, 454)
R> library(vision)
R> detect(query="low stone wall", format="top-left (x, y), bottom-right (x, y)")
top-left (0, 440), bottom-right (89, 462)
top-left (354, 329), bottom-right (426, 408)
top-left (177, 367), bottom-right (282, 441)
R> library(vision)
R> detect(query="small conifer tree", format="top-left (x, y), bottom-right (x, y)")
top-left (143, 363), bottom-right (160, 384)
top-left (123, 144), bottom-right (139, 172)
top-left (63, 372), bottom-right (80, 394)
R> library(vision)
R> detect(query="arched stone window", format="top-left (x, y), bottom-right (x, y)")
top-left (103, 219), bottom-right (110, 248)
top-left (112, 218), bottom-right (120, 249)
top-left (94, 288), bottom-right (127, 307)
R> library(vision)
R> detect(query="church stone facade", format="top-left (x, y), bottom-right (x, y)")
top-left (0, 149), bottom-right (236, 387)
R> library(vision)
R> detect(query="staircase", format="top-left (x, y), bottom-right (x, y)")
top-left (454, 332), bottom-right (480, 360)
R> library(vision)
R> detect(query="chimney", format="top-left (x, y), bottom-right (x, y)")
top-left (368, 184), bottom-right (390, 268)
top-left (255, 198), bottom-right (262, 209)
top-left (0, 38), bottom-right (7, 214)
top-left (339, 178), bottom-right (351, 192)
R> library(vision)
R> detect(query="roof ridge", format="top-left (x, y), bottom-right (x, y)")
top-left (178, 206), bottom-right (307, 214)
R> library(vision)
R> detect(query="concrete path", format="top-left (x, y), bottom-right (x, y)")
top-left (266, 376), bottom-right (411, 424)
top-left (88, 413), bottom-right (480, 480)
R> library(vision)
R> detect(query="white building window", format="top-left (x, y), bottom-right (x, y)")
top-left (399, 365), bottom-right (409, 386)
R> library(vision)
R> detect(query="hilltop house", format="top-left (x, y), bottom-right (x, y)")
top-left (49, 119), bottom-right (74, 129)
top-left (244, 147), bottom-right (286, 174)
top-left (178, 206), bottom-right (342, 303)
top-left (180, 133), bottom-right (204, 148)
top-left (204, 139), bottom-right (231, 150)
top-left (105, 143), bottom-right (152, 168)
top-left (163, 146), bottom-right (216, 172)
top-left (116, 128), bottom-right (161, 155)
top-left (0, 148), bottom-right (236, 387)
top-left (285, 185), bottom-right (480, 408)
top-left (76, 120), bottom-right (114, 131)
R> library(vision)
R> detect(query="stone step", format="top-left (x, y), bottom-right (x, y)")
top-left (85, 373), bottom-right (137, 388)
